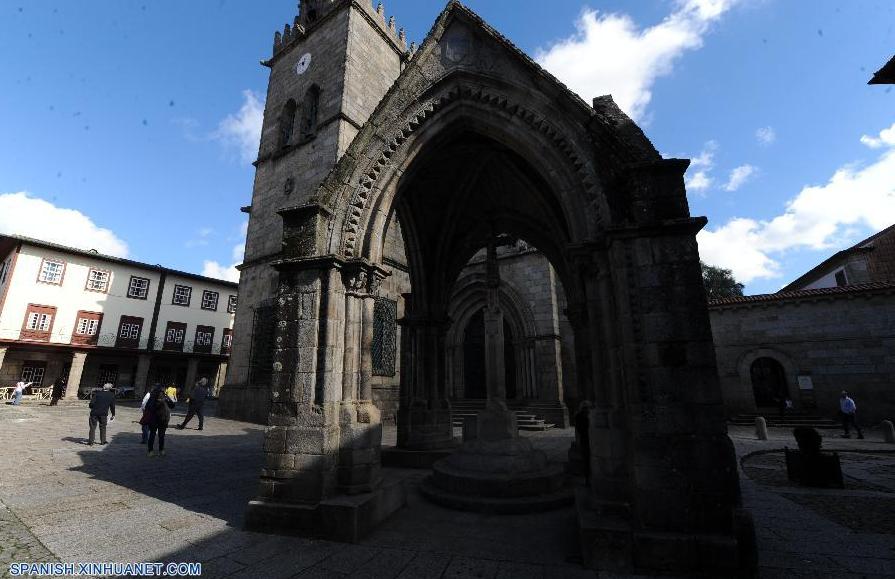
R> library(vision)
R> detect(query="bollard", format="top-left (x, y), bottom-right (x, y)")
top-left (755, 416), bottom-right (768, 441)
top-left (883, 420), bottom-right (895, 444)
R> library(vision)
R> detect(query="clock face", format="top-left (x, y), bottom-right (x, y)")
top-left (295, 53), bottom-right (312, 76)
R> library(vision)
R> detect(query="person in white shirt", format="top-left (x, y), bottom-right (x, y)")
top-left (11, 381), bottom-right (32, 406)
top-left (839, 391), bottom-right (864, 439)
top-left (140, 388), bottom-right (153, 443)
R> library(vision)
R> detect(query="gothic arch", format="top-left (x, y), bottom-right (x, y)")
top-left (444, 271), bottom-right (540, 400)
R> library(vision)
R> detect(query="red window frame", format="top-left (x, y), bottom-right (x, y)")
top-left (21, 304), bottom-right (57, 342)
top-left (71, 310), bottom-right (103, 346)
top-left (85, 268), bottom-right (111, 293)
top-left (36, 258), bottom-right (66, 285)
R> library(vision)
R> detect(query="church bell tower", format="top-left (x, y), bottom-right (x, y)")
top-left (219, 0), bottom-right (410, 421)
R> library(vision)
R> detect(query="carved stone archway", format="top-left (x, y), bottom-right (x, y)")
top-left (244, 3), bottom-right (754, 574)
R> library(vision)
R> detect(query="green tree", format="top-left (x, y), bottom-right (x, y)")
top-left (701, 261), bottom-right (744, 300)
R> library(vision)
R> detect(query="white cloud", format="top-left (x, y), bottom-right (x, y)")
top-left (0, 192), bottom-right (128, 257)
top-left (755, 126), bottom-right (776, 145)
top-left (698, 122), bottom-right (895, 284)
top-left (201, 222), bottom-right (247, 283)
top-left (536, 0), bottom-right (738, 120)
top-left (214, 90), bottom-right (264, 164)
top-left (685, 140), bottom-right (717, 193)
top-left (687, 171), bottom-right (713, 192)
top-left (723, 164), bottom-right (757, 191)
top-left (859, 121), bottom-right (895, 149)
top-left (185, 227), bottom-right (214, 248)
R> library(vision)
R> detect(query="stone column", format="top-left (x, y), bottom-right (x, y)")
top-left (0, 347), bottom-right (7, 378)
top-left (573, 158), bottom-right (752, 574)
top-left (337, 264), bottom-right (383, 495)
top-left (245, 203), bottom-right (404, 541)
top-left (396, 296), bottom-right (454, 451)
top-left (183, 358), bottom-right (199, 398)
top-left (65, 351), bottom-right (88, 399)
top-left (134, 354), bottom-right (152, 397)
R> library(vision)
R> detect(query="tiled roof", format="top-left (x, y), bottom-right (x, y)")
top-left (709, 281), bottom-right (895, 307)
top-left (778, 223), bottom-right (895, 292)
top-left (0, 234), bottom-right (238, 288)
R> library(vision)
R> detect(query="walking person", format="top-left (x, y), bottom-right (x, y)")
top-left (139, 386), bottom-right (158, 444)
top-left (11, 381), bottom-right (32, 406)
top-left (88, 383), bottom-right (116, 446)
top-left (176, 377), bottom-right (209, 431)
top-left (140, 384), bottom-right (174, 457)
top-left (839, 390), bottom-right (864, 439)
top-left (49, 377), bottom-right (65, 406)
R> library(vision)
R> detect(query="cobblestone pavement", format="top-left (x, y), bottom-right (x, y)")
top-left (3, 401), bottom-right (894, 578)
top-left (730, 425), bottom-right (895, 578)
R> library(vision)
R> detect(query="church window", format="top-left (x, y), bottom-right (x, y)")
top-left (279, 99), bottom-right (297, 148)
top-left (834, 269), bottom-right (847, 287)
top-left (372, 297), bottom-right (397, 376)
top-left (299, 85), bottom-right (320, 140)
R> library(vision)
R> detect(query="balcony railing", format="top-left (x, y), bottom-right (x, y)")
top-left (0, 329), bottom-right (226, 355)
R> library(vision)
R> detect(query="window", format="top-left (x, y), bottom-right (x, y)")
top-left (201, 290), bottom-right (219, 311)
top-left (299, 86), bottom-right (320, 140)
top-left (172, 284), bottom-right (192, 306)
top-left (372, 298), bottom-right (397, 376)
top-left (834, 269), bottom-right (848, 287)
top-left (0, 258), bottom-right (9, 285)
top-left (127, 276), bottom-right (150, 299)
top-left (85, 268), bottom-right (110, 293)
top-left (72, 311), bottom-right (103, 346)
top-left (37, 259), bottom-right (65, 285)
top-left (116, 316), bottom-right (143, 348)
top-left (279, 99), bottom-right (297, 148)
top-left (163, 321), bottom-right (187, 352)
top-left (96, 365), bottom-right (119, 388)
top-left (21, 304), bottom-right (56, 341)
top-left (221, 328), bottom-right (233, 354)
top-left (194, 325), bottom-right (215, 354)
top-left (227, 295), bottom-right (238, 313)
top-left (21, 362), bottom-right (47, 388)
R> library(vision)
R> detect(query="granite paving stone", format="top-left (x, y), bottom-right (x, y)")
top-left (3, 403), bottom-right (895, 578)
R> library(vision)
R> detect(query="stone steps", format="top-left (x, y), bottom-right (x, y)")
top-left (449, 399), bottom-right (563, 431)
top-left (729, 413), bottom-right (839, 429)
top-left (450, 410), bottom-right (555, 431)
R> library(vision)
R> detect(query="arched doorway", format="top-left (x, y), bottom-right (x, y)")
top-left (750, 357), bottom-right (789, 407)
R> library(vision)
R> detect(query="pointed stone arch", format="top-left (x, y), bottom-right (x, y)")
top-left (246, 3), bottom-right (754, 574)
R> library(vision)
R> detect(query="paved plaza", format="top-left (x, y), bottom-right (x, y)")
top-left (0, 401), bottom-right (893, 578)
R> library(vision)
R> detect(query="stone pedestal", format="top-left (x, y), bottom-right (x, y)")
top-left (421, 401), bottom-right (571, 513)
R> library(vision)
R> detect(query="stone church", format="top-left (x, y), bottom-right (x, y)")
top-left (218, 1), bottom-right (755, 574)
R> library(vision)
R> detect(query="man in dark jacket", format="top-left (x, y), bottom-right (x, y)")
top-left (49, 377), bottom-right (65, 406)
top-left (88, 383), bottom-right (116, 445)
top-left (176, 377), bottom-right (208, 431)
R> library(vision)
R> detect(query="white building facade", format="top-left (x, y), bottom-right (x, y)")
top-left (0, 235), bottom-right (236, 399)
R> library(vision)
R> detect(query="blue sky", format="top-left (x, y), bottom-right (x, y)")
top-left (1, 0), bottom-right (893, 295)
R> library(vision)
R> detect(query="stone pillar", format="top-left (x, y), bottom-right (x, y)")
top-left (65, 351), bottom-right (88, 399)
top-left (483, 304), bottom-right (506, 405)
top-left (396, 295), bottom-right (454, 451)
top-left (134, 354), bottom-right (152, 397)
top-left (337, 264), bottom-right (383, 495)
top-left (574, 158), bottom-right (753, 575)
top-left (0, 347), bottom-right (7, 381)
top-left (183, 358), bottom-right (199, 398)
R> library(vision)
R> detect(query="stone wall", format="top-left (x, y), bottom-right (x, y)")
top-left (710, 288), bottom-right (895, 425)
